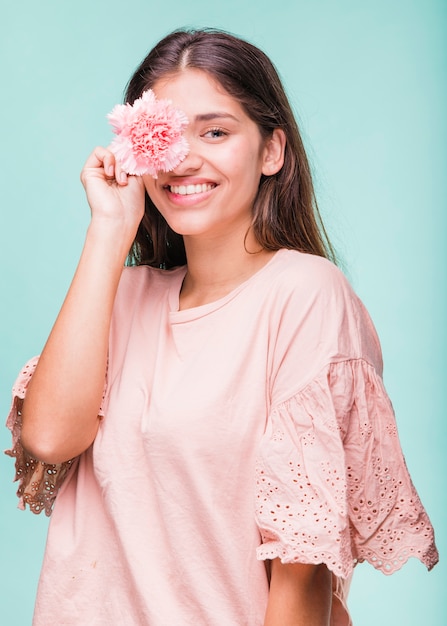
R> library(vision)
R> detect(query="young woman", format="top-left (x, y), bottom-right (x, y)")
top-left (6, 29), bottom-right (438, 625)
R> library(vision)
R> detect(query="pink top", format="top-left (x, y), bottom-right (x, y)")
top-left (6, 249), bottom-right (438, 625)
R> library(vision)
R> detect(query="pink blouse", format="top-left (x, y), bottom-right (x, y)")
top-left (6, 249), bottom-right (438, 625)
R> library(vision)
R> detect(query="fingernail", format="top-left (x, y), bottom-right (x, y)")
top-left (120, 171), bottom-right (127, 184)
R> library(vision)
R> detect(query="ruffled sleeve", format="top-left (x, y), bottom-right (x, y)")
top-left (255, 358), bottom-right (439, 578)
top-left (5, 358), bottom-right (77, 516)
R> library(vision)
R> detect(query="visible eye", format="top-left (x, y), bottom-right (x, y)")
top-left (202, 127), bottom-right (228, 139)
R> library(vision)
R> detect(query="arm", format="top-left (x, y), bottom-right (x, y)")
top-left (264, 559), bottom-right (332, 626)
top-left (20, 148), bottom-right (145, 464)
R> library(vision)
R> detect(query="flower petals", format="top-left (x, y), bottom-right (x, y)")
top-left (107, 89), bottom-right (189, 178)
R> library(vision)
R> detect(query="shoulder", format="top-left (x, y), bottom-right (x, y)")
top-left (266, 250), bottom-right (382, 371)
top-left (117, 264), bottom-right (185, 294)
top-left (113, 264), bottom-right (186, 315)
top-left (267, 249), bottom-right (355, 305)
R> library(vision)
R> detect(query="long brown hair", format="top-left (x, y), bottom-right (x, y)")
top-left (125, 28), bottom-right (335, 267)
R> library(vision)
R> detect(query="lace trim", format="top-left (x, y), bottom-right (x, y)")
top-left (5, 358), bottom-right (75, 516)
top-left (255, 358), bottom-right (439, 577)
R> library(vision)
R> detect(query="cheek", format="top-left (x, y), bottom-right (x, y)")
top-left (142, 177), bottom-right (165, 211)
top-left (222, 148), bottom-right (262, 184)
top-left (142, 175), bottom-right (156, 196)
top-left (228, 138), bottom-right (265, 176)
top-left (140, 178), bottom-right (167, 220)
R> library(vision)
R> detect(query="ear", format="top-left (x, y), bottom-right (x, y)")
top-left (261, 128), bottom-right (286, 176)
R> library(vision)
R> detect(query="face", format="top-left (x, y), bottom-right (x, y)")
top-left (143, 69), bottom-right (274, 243)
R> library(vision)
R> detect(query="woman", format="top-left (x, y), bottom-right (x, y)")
top-left (6, 29), bottom-right (438, 625)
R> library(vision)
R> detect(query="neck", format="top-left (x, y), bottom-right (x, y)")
top-left (179, 230), bottom-right (275, 310)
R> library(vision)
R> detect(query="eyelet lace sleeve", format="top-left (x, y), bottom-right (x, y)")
top-left (255, 358), bottom-right (439, 578)
top-left (5, 358), bottom-right (76, 516)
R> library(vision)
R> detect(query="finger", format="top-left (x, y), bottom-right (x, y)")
top-left (80, 148), bottom-right (113, 188)
top-left (102, 150), bottom-right (116, 179)
top-left (83, 146), bottom-right (115, 172)
top-left (113, 159), bottom-right (128, 186)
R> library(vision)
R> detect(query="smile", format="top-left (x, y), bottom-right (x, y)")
top-left (168, 183), bottom-right (216, 195)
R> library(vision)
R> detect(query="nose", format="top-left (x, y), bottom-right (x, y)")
top-left (171, 137), bottom-right (203, 175)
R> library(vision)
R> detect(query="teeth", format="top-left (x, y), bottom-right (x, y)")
top-left (169, 183), bottom-right (214, 195)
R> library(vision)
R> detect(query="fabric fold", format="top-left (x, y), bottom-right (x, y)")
top-left (255, 358), bottom-right (438, 577)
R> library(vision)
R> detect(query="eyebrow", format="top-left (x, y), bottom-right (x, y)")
top-left (194, 112), bottom-right (239, 123)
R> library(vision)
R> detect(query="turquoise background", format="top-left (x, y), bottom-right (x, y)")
top-left (1, 0), bottom-right (445, 623)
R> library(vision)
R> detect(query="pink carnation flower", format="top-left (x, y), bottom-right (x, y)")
top-left (107, 89), bottom-right (189, 178)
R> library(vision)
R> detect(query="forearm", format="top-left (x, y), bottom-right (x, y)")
top-left (21, 220), bottom-right (131, 463)
top-left (264, 560), bottom-right (332, 626)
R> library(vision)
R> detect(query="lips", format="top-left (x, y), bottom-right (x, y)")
top-left (167, 183), bottom-right (216, 195)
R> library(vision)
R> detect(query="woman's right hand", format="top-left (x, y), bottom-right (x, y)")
top-left (80, 146), bottom-right (146, 241)
top-left (21, 147), bottom-right (147, 464)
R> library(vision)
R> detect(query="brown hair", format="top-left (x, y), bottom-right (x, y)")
top-left (125, 28), bottom-right (335, 267)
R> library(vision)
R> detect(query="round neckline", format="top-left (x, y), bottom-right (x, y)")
top-left (168, 249), bottom-right (285, 323)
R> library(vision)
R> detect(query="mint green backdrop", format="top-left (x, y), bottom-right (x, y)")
top-left (1, 1), bottom-right (445, 624)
